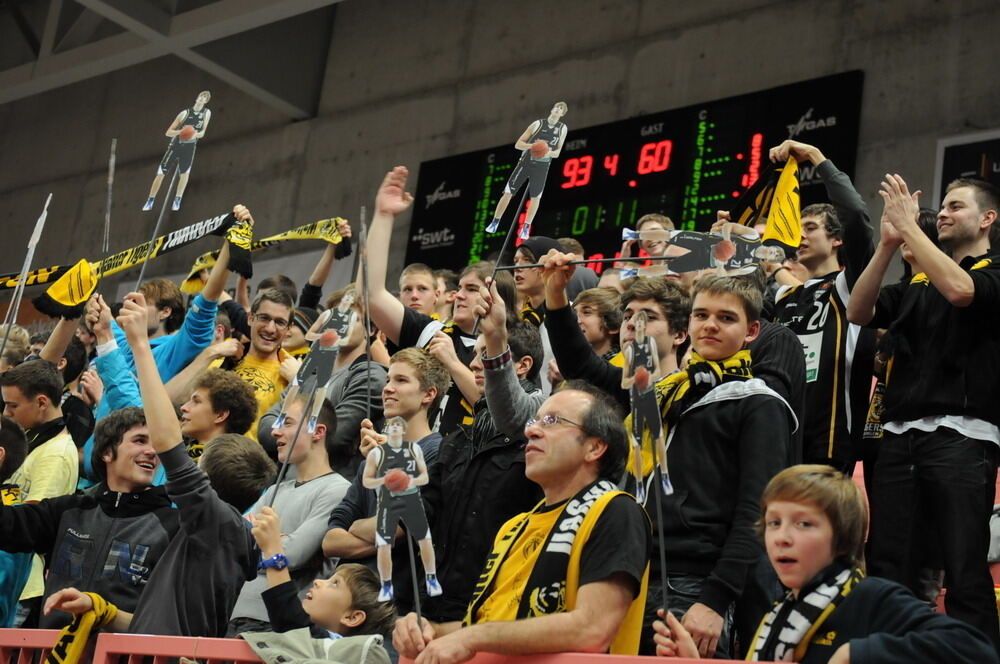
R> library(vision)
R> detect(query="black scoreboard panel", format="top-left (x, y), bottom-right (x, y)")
top-left (406, 71), bottom-right (863, 268)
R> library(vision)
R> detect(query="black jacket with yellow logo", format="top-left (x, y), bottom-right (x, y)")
top-left (789, 574), bottom-right (996, 663)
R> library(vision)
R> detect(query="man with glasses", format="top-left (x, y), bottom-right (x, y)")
top-left (231, 288), bottom-right (298, 445)
top-left (393, 382), bottom-right (652, 660)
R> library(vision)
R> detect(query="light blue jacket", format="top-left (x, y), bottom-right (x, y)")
top-left (81, 294), bottom-right (218, 482)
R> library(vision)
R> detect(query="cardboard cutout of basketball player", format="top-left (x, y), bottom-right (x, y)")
top-left (621, 311), bottom-right (671, 504)
top-left (143, 90), bottom-right (213, 212)
top-left (486, 102), bottom-right (569, 240)
top-left (273, 304), bottom-right (358, 433)
top-left (362, 416), bottom-right (441, 602)
top-left (307, 289), bottom-right (358, 342)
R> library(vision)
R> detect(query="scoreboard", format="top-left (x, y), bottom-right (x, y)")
top-left (405, 71), bottom-right (863, 269)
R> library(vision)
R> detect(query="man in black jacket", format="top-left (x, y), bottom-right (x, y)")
top-left (848, 175), bottom-right (1000, 651)
top-left (0, 407), bottom-right (179, 628)
top-left (421, 310), bottom-right (546, 623)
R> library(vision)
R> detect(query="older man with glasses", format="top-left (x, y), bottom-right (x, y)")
top-left (230, 287), bottom-right (299, 448)
top-left (393, 381), bottom-right (652, 662)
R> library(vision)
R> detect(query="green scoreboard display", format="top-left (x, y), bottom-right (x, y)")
top-left (405, 71), bottom-right (863, 269)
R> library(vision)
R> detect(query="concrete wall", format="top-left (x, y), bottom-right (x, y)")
top-left (2, 0), bottom-right (998, 303)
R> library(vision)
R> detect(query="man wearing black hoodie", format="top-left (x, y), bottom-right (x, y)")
top-left (0, 406), bottom-right (178, 628)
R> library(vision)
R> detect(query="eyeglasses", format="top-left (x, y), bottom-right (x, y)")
top-left (252, 313), bottom-right (290, 329)
top-left (526, 413), bottom-right (584, 430)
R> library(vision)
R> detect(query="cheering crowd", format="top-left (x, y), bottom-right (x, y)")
top-left (1, 137), bottom-right (999, 664)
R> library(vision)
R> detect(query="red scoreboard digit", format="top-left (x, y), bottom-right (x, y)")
top-left (637, 140), bottom-right (673, 174)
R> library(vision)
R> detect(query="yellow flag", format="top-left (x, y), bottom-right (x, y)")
top-left (762, 159), bottom-right (801, 252)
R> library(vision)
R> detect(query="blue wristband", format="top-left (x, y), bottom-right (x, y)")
top-left (258, 553), bottom-right (288, 571)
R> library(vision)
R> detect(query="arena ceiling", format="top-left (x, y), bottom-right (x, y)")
top-left (0, 0), bottom-right (341, 118)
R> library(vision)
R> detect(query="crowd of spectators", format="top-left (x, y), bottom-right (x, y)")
top-left (1, 138), bottom-right (999, 664)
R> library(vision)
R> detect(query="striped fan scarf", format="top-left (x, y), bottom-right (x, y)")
top-left (749, 564), bottom-right (864, 661)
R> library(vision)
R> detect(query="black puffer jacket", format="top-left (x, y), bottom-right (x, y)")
top-left (422, 398), bottom-right (543, 623)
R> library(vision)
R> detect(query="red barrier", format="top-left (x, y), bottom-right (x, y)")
top-left (0, 630), bottom-right (764, 664)
top-left (401, 652), bottom-right (750, 664)
top-left (93, 633), bottom-right (260, 664)
top-left (0, 630), bottom-right (62, 664)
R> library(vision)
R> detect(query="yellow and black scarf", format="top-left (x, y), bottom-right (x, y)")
top-left (626, 350), bottom-right (753, 477)
top-left (23, 212), bottom-right (240, 319)
top-left (463, 479), bottom-right (648, 654)
top-left (748, 565), bottom-right (864, 662)
top-left (45, 592), bottom-right (119, 664)
top-left (180, 217), bottom-right (350, 294)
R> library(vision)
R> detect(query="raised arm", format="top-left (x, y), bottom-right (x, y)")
top-left (117, 292), bottom-right (183, 453)
top-left (301, 220), bottom-right (351, 307)
top-left (87, 294), bottom-right (141, 411)
top-left (846, 199), bottom-right (903, 325)
top-left (250, 507), bottom-right (293, 588)
top-left (542, 250), bottom-right (628, 408)
top-left (478, 280), bottom-right (545, 437)
top-left (39, 316), bottom-right (81, 365)
top-left (163, 338), bottom-right (241, 405)
top-left (770, 140), bottom-right (873, 282)
top-left (883, 174), bottom-right (977, 306)
top-left (364, 167), bottom-right (413, 345)
top-left (427, 331), bottom-right (481, 406)
top-left (235, 275), bottom-right (251, 311)
top-left (201, 203), bottom-right (253, 302)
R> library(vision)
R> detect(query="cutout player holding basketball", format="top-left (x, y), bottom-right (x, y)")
top-left (621, 311), bottom-right (671, 504)
top-left (362, 416), bottom-right (442, 603)
top-left (486, 102), bottom-right (569, 240)
top-left (143, 90), bottom-right (212, 212)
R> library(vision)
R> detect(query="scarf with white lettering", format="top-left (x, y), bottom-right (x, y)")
top-left (464, 479), bottom-right (619, 623)
top-left (748, 563), bottom-right (863, 662)
top-left (180, 217), bottom-right (350, 294)
top-left (23, 212), bottom-right (239, 318)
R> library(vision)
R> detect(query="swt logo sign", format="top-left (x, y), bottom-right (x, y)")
top-left (411, 227), bottom-right (456, 250)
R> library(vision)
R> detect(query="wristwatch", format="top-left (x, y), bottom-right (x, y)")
top-left (258, 553), bottom-right (289, 571)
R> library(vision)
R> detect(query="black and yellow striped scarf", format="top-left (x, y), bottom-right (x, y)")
top-left (748, 565), bottom-right (864, 662)
top-left (45, 592), bottom-right (119, 664)
top-left (28, 212), bottom-right (240, 319)
top-left (463, 480), bottom-right (648, 654)
top-left (180, 217), bottom-right (350, 294)
top-left (626, 350), bottom-right (753, 477)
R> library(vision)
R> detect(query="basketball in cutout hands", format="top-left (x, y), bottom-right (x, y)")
top-left (633, 366), bottom-right (651, 392)
top-left (384, 468), bottom-right (410, 492)
top-left (713, 240), bottom-right (736, 263)
top-left (530, 140), bottom-right (549, 158)
top-left (178, 125), bottom-right (197, 141)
